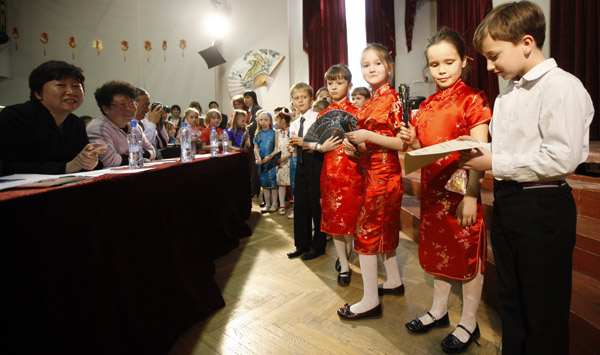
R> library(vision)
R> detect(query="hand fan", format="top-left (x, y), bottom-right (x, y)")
top-left (261, 151), bottom-right (282, 172)
top-left (303, 110), bottom-right (358, 144)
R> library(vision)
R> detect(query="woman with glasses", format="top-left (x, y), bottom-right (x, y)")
top-left (87, 80), bottom-right (156, 168)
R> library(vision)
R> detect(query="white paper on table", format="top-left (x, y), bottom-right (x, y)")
top-left (105, 167), bottom-right (155, 174)
top-left (404, 139), bottom-right (482, 175)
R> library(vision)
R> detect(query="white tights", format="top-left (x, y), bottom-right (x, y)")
top-left (278, 186), bottom-right (287, 207)
top-left (332, 235), bottom-right (353, 272)
top-left (349, 251), bottom-right (403, 314)
top-left (262, 188), bottom-right (278, 207)
top-left (419, 270), bottom-right (484, 342)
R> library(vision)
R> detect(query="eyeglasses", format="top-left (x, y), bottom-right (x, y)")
top-left (110, 101), bottom-right (138, 110)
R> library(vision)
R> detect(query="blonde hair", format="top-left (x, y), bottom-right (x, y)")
top-left (204, 108), bottom-right (222, 128)
top-left (232, 109), bottom-right (248, 136)
top-left (183, 107), bottom-right (199, 122)
top-left (290, 82), bottom-right (314, 98)
top-left (362, 43), bottom-right (395, 83)
top-left (255, 109), bottom-right (273, 135)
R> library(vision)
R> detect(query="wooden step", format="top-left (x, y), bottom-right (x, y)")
top-left (570, 270), bottom-right (600, 354)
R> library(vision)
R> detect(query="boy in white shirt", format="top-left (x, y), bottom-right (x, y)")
top-left (461, 2), bottom-right (594, 353)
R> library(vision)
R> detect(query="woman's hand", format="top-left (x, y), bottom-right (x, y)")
top-left (345, 129), bottom-right (372, 144)
top-left (319, 136), bottom-right (342, 153)
top-left (66, 143), bottom-right (107, 173)
top-left (456, 195), bottom-right (478, 227)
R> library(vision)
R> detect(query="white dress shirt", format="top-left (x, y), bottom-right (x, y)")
top-left (490, 58), bottom-right (594, 182)
top-left (141, 118), bottom-right (169, 150)
top-left (289, 108), bottom-right (318, 150)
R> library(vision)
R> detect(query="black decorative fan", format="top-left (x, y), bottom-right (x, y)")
top-left (399, 83), bottom-right (410, 125)
top-left (261, 151), bottom-right (282, 172)
top-left (303, 110), bottom-right (358, 144)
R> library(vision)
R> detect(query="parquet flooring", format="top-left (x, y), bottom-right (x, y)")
top-left (170, 199), bottom-right (502, 354)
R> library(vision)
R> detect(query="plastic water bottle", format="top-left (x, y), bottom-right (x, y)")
top-left (210, 127), bottom-right (219, 157)
top-left (128, 120), bottom-right (143, 168)
top-left (179, 122), bottom-right (193, 162)
top-left (222, 130), bottom-right (230, 155)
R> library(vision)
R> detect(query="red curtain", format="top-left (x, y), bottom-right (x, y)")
top-left (303, 0), bottom-right (349, 93)
top-left (437, 0), bottom-right (499, 108)
top-left (405, 0), bottom-right (418, 52)
top-left (551, 0), bottom-right (599, 140)
top-left (365, 0), bottom-right (396, 58)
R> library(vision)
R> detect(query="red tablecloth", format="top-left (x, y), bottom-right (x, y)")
top-left (1, 152), bottom-right (251, 354)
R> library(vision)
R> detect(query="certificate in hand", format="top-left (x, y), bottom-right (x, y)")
top-left (404, 139), bottom-right (482, 175)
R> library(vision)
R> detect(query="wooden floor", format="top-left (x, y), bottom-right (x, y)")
top-left (170, 199), bottom-right (503, 355)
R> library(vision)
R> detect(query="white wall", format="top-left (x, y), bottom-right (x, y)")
top-left (0, 0), bottom-right (292, 117)
top-left (0, 0), bottom-right (553, 116)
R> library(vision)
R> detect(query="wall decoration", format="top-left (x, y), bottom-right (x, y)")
top-left (144, 40), bottom-right (152, 62)
top-left (11, 27), bottom-right (18, 50)
top-left (68, 36), bottom-right (77, 60)
top-left (162, 40), bottom-right (167, 61)
top-left (121, 40), bottom-right (129, 61)
top-left (40, 32), bottom-right (48, 56)
top-left (227, 49), bottom-right (285, 96)
top-left (92, 39), bottom-right (103, 56)
top-left (179, 39), bottom-right (186, 58)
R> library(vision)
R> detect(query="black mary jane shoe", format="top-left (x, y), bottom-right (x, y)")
top-left (334, 258), bottom-right (341, 272)
top-left (405, 312), bottom-right (450, 333)
top-left (337, 270), bottom-right (352, 286)
top-left (441, 323), bottom-right (480, 354)
top-left (337, 303), bottom-right (382, 320)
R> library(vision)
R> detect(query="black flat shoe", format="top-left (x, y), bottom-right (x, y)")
top-left (287, 249), bottom-right (307, 258)
top-left (301, 249), bottom-right (324, 260)
top-left (337, 303), bottom-right (382, 320)
top-left (441, 323), bottom-right (480, 354)
top-left (335, 258), bottom-right (341, 272)
top-left (405, 312), bottom-right (450, 333)
top-left (337, 270), bottom-right (352, 286)
top-left (378, 284), bottom-right (405, 296)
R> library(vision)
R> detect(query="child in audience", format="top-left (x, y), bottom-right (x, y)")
top-left (253, 110), bottom-right (278, 213)
top-left (316, 86), bottom-right (332, 103)
top-left (179, 107), bottom-right (203, 154)
top-left (228, 109), bottom-right (250, 151)
top-left (351, 87), bottom-right (371, 108)
top-left (200, 108), bottom-right (223, 152)
top-left (399, 28), bottom-right (491, 354)
top-left (339, 44), bottom-right (408, 320)
top-left (164, 120), bottom-right (176, 144)
top-left (316, 64), bottom-right (363, 287)
top-left (312, 98), bottom-right (331, 113)
top-left (461, 2), bottom-right (594, 353)
top-left (274, 109), bottom-right (292, 215)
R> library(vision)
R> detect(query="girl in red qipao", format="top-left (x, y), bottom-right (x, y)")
top-left (400, 28), bottom-right (491, 353)
top-left (315, 65), bottom-right (363, 287)
top-left (338, 44), bottom-right (411, 320)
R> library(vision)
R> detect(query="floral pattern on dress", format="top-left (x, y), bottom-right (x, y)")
top-left (354, 83), bottom-right (404, 255)
top-left (320, 98), bottom-right (364, 236)
top-left (276, 128), bottom-right (291, 186)
top-left (411, 79), bottom-right (492, 280)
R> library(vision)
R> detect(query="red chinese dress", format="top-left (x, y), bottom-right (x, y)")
top-left (200, 126), bottom-right (223, 149)
top-left (320, 98), bottom-right (363, 236)
top-left (354, 83), bottom-right (404, 255)
top-left (410, 79), bottom-right (492, 280)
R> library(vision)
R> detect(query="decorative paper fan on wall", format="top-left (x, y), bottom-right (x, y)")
top-left (228, 49), bottom-right (285, 96)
